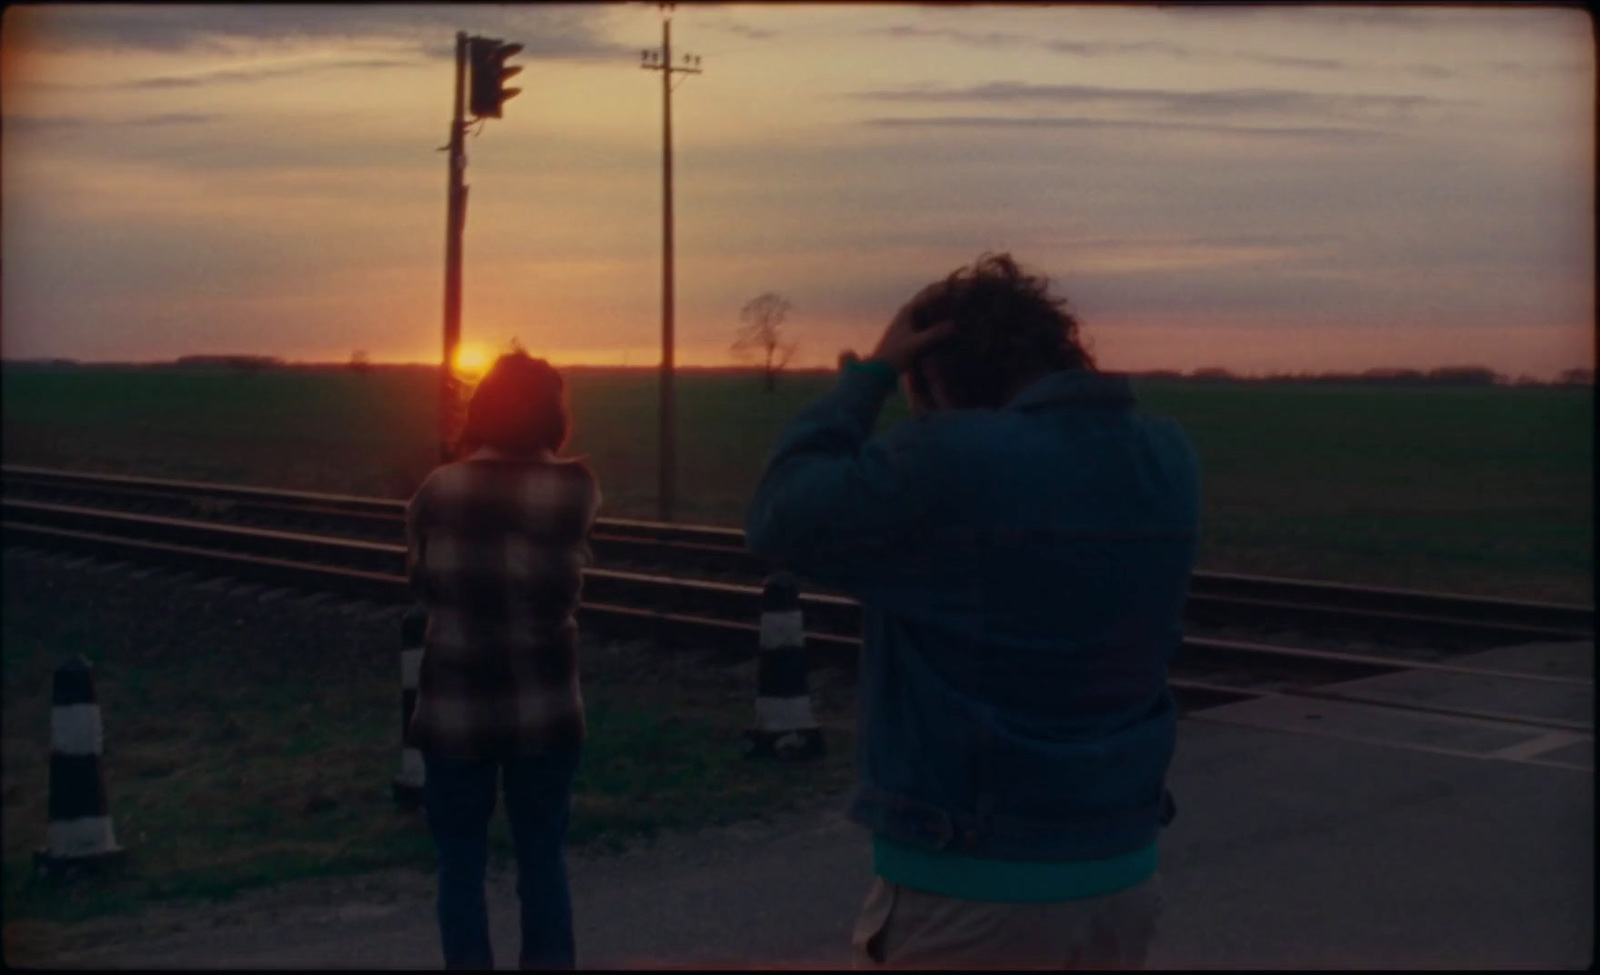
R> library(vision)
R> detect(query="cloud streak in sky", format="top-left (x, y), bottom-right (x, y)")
top-left (127, 57), bottom-right (424, 88)
top-left (2, 111), bottom-right (221, 133)
top-left (866, 24), bottom-right (1197, 58)
top-left (125, 111), bottom-right (222, 127)
top-left (1235, 52), bottom-right (1348, 71)
top-left (18, 5), bottom-right (634, 61)
top-left (848, 82), bottom-right (1467, 127)
top-left (859, 115), bottom-right (1387, 143)
top-left (715, 22), bottom-right (778, 41)
top-left (867, 19), bottom-right (1583, 79)
top-left (22, 57), bottom-right (428, 91)
top-left (1149, 4), bottom-right (1583, 34)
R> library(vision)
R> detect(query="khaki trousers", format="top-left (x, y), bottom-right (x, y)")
top-left (850, 874), bottom-right (1164, 970)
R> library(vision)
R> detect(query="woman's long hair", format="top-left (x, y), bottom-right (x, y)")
top-left (452, 350), bottom-right (570, 459)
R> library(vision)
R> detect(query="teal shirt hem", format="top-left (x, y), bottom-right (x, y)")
top-left (873, 835), bottom-right (1159, 903)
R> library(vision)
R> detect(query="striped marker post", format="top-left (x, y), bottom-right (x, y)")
top-left (34, 656), bottom-right (125, 876)
top-left (740, 572), bottom-right (825, 761)
top-left (392, 606), bottom-right (427, 808)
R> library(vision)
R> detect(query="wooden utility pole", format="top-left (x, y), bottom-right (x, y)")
top-left (641, 4), bottom-right (701, 522)
top-left (439, 31), bottom-right (468, 464)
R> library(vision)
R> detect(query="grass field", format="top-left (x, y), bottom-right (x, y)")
top-left (1, 552), bottom-right (856, 931)
top-left (2, 364), bottom-right (1592, 603)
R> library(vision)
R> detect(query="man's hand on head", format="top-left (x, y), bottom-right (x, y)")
top-left (869, 283), bottom-right (957, 373)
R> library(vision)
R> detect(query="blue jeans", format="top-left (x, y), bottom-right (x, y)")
top-left (423, 747), bottom-right (582, 970)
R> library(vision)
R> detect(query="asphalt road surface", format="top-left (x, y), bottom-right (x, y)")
top-left (28, 709), bottom-right (1593, 970)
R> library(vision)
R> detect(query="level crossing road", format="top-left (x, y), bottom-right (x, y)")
top-left (31, 661), bottom-right (1593, 970)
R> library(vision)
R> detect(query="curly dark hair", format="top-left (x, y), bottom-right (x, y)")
top-left (454, 350), bottom-right (569, 458)
top-left (906, 252), bottom-right (1094, 409)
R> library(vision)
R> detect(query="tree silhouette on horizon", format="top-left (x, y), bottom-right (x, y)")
top-left (731, 292), bottom-right (798, 392)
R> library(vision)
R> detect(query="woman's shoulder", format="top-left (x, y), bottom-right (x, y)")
top-left (409, 462), bottom-right (454, 502)
top-left (454, 451), bottom-right (598, 510)
top-left (502, 454), bottom-right (599, 509)
top-left (409, 460), bottom-right (493, 517)
top-left (539, 453), bottom-right (597, 485)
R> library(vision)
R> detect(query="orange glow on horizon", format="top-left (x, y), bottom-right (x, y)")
top-left (370, 319), bottom-right (1595, 381)
top-left (452, 343), bottom-right (492, 376)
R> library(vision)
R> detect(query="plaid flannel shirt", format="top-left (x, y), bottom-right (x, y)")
top-left (405, 448), bottom-right (601, 761)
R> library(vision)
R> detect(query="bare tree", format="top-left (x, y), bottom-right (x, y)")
top-left (349, 349), bottom-right (371, 373)
top-left (731, 292), bottom-right (797, 392)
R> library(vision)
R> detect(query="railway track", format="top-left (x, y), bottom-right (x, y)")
top-left (2, 466), bottom-right (1592, 739)
top-left (4, 465), bottom-right (1593, 646)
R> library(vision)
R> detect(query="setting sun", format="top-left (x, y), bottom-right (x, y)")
top-left (453, 344), bottom-right (492, 376)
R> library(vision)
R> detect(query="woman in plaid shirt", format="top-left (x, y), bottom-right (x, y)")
top-left (406, 350), bottom-right (601, 970)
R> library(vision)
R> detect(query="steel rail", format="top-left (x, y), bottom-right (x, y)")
top-left (3, 503), bottom-right (1590, 735)
top-left (4, 464), bottom-right (1593, 643)
top-left (5, 497), bottom-right (1587, 657)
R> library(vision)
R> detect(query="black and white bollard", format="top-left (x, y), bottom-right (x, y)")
top-left (392, 606), bottom-right (427, 808)
top-left (740, 572), bottom-right (825, 761)
top-left (35, 656), bottom-right (125, 876)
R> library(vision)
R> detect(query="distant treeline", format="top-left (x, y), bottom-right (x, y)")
top-left (174, 355), bottom-right (286, 371)
top-left (1130, 366), bottom-right (1595, 387)
top-left (3, 358), bottom-right (1593, 387)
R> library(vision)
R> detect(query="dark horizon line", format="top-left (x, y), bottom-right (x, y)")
top-left (0, 357), bottom-right (844, 373)
top-left (2, 357), bottom-right (1592, 383)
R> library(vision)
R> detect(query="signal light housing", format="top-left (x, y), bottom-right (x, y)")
top-left (469, 38), bottom-right (524, 119)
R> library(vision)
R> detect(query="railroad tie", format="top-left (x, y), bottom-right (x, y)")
top-left (392, 606), bottom-right (427, 808)
top-left (740, 572), bottom-right (825, 761)
top-left (35, 656), bottom-right (126, 876)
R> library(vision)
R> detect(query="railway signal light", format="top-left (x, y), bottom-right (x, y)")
top-left (469, 37), bottom-right (524, 119)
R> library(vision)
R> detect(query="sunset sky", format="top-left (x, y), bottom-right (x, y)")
top-left (2, 3), bottom-right (1594, 377)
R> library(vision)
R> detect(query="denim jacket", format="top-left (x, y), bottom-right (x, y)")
top-left (745, 363), bottom-right (1200, 861)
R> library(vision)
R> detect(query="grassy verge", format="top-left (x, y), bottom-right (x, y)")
top-left (1, 555), bottom-right (856, 932)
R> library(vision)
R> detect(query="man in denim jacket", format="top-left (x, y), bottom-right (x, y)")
top-left (745, 253), bottom-right (1200, 969)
